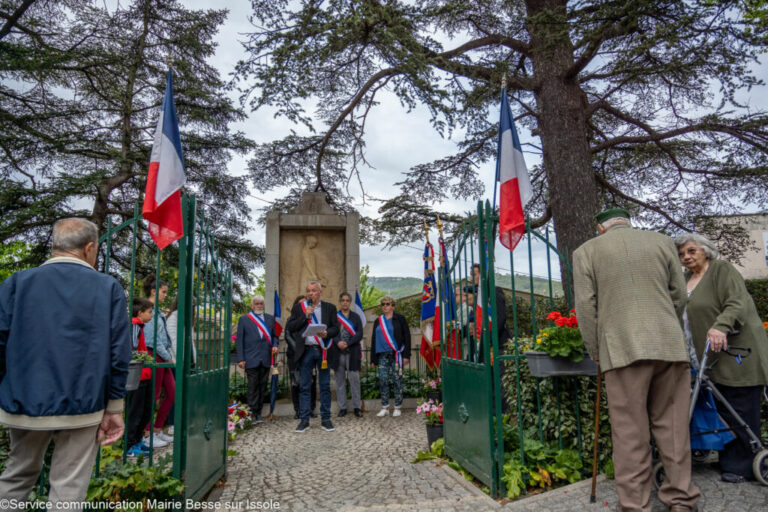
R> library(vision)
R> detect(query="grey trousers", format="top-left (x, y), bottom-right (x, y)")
top-left (0, 424), bottom-right (100, 507)
top-left (334, 353), bottom-right (361, 410)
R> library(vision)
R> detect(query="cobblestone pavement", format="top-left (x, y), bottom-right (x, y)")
top-left (214, 411), bottom-right (768, 511)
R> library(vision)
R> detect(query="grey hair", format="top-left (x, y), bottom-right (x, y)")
top-left (307, 280), bottom-right (322, 290)
top-left (674, 233), bottom-right (719, 260)
top-left (380, 295), bottom-right (396, 306)
top-left (599, 217), bottom-right (631, 230)
top-left (52, 218), bottom-right (98, 252)
top-left (250, 295), bottom-right (265, 305)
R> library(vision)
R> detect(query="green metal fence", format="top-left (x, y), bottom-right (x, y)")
top-left (440, 200), bottom-right (598, 498)
top-left (97, 193), bottom-right (231, 500)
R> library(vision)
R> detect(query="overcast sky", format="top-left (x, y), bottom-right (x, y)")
top-left (183, 0), bottom-right (766, 283)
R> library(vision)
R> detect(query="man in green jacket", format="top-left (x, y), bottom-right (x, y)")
top-left (574, 208), bottom-right (700, 512)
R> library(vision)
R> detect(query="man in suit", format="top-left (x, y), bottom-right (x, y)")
top-left (286, 281), bottom-right (340, 433)
top-left (236, 295), bottom-right (279, 423)
top-left (573, 208), bottom-right (700, 512)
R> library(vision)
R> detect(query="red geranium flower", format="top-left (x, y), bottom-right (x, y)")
top-left (238, 410), bottom-right (247, 418)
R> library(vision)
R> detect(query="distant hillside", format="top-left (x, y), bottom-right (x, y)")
top-left (370, 273), bottom-right (563, 299)
top-left (369, 277), bottom-right (423, 298)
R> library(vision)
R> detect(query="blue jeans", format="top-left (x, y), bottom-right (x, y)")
top-left (299, 345), bottom-right (331, 421)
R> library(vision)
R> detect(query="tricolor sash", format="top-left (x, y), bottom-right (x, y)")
top-left (247, 312), bottom-right (272, 344)
top-left (337, 311), bottom-right (356, 337)
top-left (301, 300), bottom-right (332, 368)
top-left (378, 315), bottom-right (403, 371)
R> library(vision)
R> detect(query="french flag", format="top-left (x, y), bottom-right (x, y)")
top-left (354, 290), bottom-right (366, 329)
top-left (142, 70), bottom-right (185, 250)
top-left (496, 89), bottom-right (532, 251)
top-left (273, 290), bottom-right (283, 338)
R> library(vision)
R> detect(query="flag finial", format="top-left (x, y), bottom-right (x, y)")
top-left (423, 221), bottom-right (430, 244)
top-left (167, 53), bottom-right (173, 70)
top-left (501, 74), bottom-right (506, 91)
top-left (436, 215), bottom-right (444, 237)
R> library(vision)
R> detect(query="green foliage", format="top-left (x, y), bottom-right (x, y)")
top-left (360, 265), bottom-right (386, 308)
top-left (229, 374), bottom-right (249, 404)
top-left (0, 1), bottom-right (260, 293)
top-left (0, 241), bottom-right (30, 284)
top-left (360, 368), bottom-right (422, 399)
top-left (86, 455), bottom-right (184, 505)
top-left (745, 278), bottom-right (768, 320)
top-left (501, 437), bottom-right (583, 499)
top-left (535, 325), bottom-right (585, 362)
top-left (500, 344), bottom-right (613, 485)
top-left (131, 352), bottom-right (154, 363)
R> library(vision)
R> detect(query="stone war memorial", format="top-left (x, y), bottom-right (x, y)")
top-left (265, 192), bottom-right (360, 315)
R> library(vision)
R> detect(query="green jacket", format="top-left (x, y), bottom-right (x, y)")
top-left (574, 225), bottom-right (689, 372)
top-left (685, 258), bottom-right (768, 387)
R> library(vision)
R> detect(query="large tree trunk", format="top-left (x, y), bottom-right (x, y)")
top-left (526, 0), bottom-right (598, 277)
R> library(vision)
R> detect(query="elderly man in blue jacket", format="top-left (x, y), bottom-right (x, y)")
top-left (236, 295), bottom-right (279, 423)
top-left (0, 218), bottom-right (131, 503)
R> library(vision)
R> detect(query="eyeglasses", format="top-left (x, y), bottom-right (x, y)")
top-left (380, 302), bottom-right (393, 306)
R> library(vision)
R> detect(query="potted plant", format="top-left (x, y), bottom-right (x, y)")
top-left (127, 352), bottom-right (154, 391)
top-left (524, 311), bottom-right (597, 377)
top-left (422, 376), bottom-right (442, 403)
top-left (416, 399), bottom-right (444, 448)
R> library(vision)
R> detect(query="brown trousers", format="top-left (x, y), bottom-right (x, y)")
top-left (604, 360), bottom-right (700, 512)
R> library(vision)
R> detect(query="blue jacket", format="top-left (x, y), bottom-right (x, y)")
top-left (0, 257), bottom-right (131, 429)
top-left (235, 312), bottom-right (278, 369)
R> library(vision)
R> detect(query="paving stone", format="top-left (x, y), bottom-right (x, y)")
top-left (216, 411), bottom-right (768, 511)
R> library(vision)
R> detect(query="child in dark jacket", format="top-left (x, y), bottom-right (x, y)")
top-left (126, 297), bottom-right (155, 458)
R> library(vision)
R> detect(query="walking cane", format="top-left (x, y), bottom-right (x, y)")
top-left (590, 366), bottom-right (602, 503)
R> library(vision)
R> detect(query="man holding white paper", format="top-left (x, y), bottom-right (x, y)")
top-left (286, 281), bottom-right (339, 433)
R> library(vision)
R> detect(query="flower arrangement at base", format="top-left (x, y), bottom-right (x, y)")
top-left (421, 376), bottom-right (442, 398)
top-left (532, 310), bottom-right (585, 362)
top-left (227, 402), bottom-right (253, 440)
top-left (416, 399), bottom-right (444, 425)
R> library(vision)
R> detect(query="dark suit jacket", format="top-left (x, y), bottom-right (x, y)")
top-left (235, 312), bottom-right (278, 369)
top-left (328, 311), bottom-right (364, 372)
top-left (285, 301), bottom-right (340, 365)
top-left (369, 312), bottom-right (411, 365)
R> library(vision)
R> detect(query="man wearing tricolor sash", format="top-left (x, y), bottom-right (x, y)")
top-left (235, 296), bottom-right (279, 424)
top-left (369, 295), bottom-right (411, 417)
top-left (286, 281), bottom-right (340, 433)
top-left (329, 292), bottom-right (364, 418)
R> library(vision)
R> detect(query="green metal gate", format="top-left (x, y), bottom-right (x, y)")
top-left (440, 201), bottom-right (503, 495)
top-left (98, 193), bottom-right (231, 500)
top-left (440, 200), bottom-right (590, 498)
top-left (173, 194), bottom-right (231, 499)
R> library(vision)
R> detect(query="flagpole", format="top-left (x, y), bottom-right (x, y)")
top-left (492, 75), bottom-right (507, 213)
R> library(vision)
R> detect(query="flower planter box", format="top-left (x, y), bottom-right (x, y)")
top-left (524, 351), bottom-right (598, 377)
top-left (426, 423), bottom-right (444, 448)
top-left (126, 361), bottom-right (144, 391)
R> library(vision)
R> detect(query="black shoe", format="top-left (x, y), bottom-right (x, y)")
top-left (295, 420), bottom-right (310, 433)
top-left (338, 409), bottom-right (347, 417)
top-left (321, 420), bottom-right (335, 432)
top-left (253, 415), bottom-right (264, 424)
top-left (354, 408), bottom-right (363, 418)
top-left (293, 412), bottom-right (299, 420)
top-left (310, 411), bottom-right (318, 418)
top-left (721, 472), bottom-right (746, 483)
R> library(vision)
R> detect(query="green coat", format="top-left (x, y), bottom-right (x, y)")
top-left (573, 225), bottom-right (689, 372)
top-left (684, 258), bottom-right (768, 387)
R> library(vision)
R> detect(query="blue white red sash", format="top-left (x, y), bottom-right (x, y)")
top-left (378, 315), bottom-right (403, 369)
top-left (301, 301), bottom-right (331, 365)
top-left (247, 312), bottom-right (272, 344)
top-left (337, 312), bottom-right (356, 337)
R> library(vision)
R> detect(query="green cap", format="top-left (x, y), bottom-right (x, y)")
top-left (594, 208), bottom-right (630, 225)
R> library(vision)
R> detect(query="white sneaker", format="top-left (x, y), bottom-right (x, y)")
top-left (392, 408), bottom-right (402, 417)
top-left (376, 408), bottom-right (389, 417)
top-left (166, 426), bottom-right (174, 435)
top-left (157, 432), bottom-right (174, 443)
top-left (146, 433), bottom-right (169, 448)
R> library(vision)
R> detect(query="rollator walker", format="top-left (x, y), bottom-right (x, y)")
top-left (653, 338), bottom-right (768, 487)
